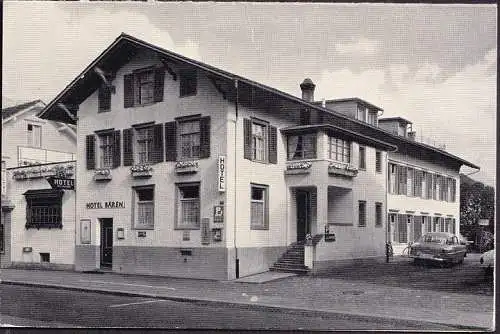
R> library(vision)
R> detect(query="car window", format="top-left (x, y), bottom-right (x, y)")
top-left (421, 235), bottom-right (446, 244)
top-left (446, 237), bottom-right (454, 245)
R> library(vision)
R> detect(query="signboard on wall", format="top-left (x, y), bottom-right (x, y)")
top-left (47, 177), bottom-right (75, 190)
top-left (80, 219), bottom-right (91, 244)
top-left (218, 156), bottom-right (226, 192)
top-left (479, 219), bottom-right (489, 226)
top-left (213, 205), bottom-right (224, 223)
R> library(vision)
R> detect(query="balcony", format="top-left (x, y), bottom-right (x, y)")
top-left (12, 163), bottom-right (74, 181)
top-left (327, 162), bottom-right (358, 178)
top-left (18, 146), bottom-right (75, 166)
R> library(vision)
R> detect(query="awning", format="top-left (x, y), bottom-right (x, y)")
top-left (23, 189), bottom-right (64, 199)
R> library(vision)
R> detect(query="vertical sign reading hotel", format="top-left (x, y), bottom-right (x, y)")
top-left (218, 156), bottom-right (226, 192)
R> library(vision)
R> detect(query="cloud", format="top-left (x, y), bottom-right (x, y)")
top-left (335, 37), bottom-right (381, 56)
top-left (315, 47), bottom-right (496, 186)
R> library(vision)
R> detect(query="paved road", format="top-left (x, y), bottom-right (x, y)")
top-left (0, 285), bottom-right (462, 330)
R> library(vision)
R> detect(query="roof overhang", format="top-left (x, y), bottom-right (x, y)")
top-left (281, 124), bottom-right (397, 152)
top-left (37, 33), bottom-right (479, 171)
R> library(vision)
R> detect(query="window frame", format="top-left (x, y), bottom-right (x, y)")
top-left (287, 133), bottom-right (317, 161)
top-left (179, 69), bottom-right (198, 97)
top-left (358, 200), bottom-right (367, 227)
top-left (135, 68), bottom-right (155, 106)
top-left (175, 182), bottom-right (201, 230)
top-left (25, 191), bottom-right (63, 229)
top-left (375, 202), bottom-right (383, 227)
top-left (375, 151), bottom-right (382, 173)
top-left (178, 118), bottom-right (201, 160)
top-left (358, 146), bottom-right (366, 170)
top-left (98, 132), bottom-right (114, 169)
top-left (329, 136), bottom-right (351, 163)
top-left (251, 120), bottom-right (268, 162)
top-left (250, 183), bottom-right (269, 230)
top-left (132, 185), bottom-right (155, 230)
top-left (27, 123), bottom-right (42, 148)
top-left (135, 126), bottom-right (155, 164)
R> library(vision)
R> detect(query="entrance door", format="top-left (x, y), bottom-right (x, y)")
top-left (100, 218), bottom-right (113, 268)
top-left (296, 190), bottom-right (311, 242)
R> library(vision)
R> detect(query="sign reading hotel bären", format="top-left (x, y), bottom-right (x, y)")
top-left (46, 177), bottom-right (75, 190)
top-left (214, 205), bottom-right (224, 223)
top-left (218, 156), bottom-right (226, 192)
top-left (86, 201), bottom-right (125, 209)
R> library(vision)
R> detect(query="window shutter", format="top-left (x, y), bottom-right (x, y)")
top-left (268, 125), bottom-right (277, 164)
top-left (112, 130), bottom-right (121, 168)
top-left (199, 116), bottom-right (211, 159)
top-left (152, 124), bottom-right (164, 163)
top-left (243, 118), bottom-right (252, 160)
top-left (165, 121), bottom-right (177, 161)
top-left (98, 85), bottom-right (111, 112)
top-left (153, 68), bottom-right (165, 102)
top-left (124, 74), bottom-right (134, 108)
top-left (86, 134), bottom-right (96, 170)
top-left (123, 128), bottom-right (134, 166)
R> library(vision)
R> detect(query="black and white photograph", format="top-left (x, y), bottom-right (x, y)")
top-left (1, 1), bottom-right (496, 331)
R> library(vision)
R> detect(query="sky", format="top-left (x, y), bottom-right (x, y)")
top-left (2, 2), bottom-right (497, 186)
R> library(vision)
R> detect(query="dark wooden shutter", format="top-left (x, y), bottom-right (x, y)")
top-left (268, 125), bottom-right (277, 164)
top-left (86, 134), bottom-right (96, 170)
top-left (98, 85), bottom-right (111, 112)
top-left (165, 121), bottom-right (177, 161)
top-left (153, 68), bottom-right (165, 102)
top-left (123, 128), bottom-right (134, 166)
top-left (124, 74), bottom-right (134, 108)
top-left (152, 124), bottom-right (164, 163)
top-left (243, 118), bottom-right (252, 160)
top-left (199, 116), bottom-right (211, 159)
top-left (112, 130), bottom-right (121, 168)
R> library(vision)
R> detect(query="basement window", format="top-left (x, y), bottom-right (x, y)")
top-left (40, 253), bottom-right (50, 263)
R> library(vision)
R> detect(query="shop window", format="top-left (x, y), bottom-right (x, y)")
top-left (180, 69), bottom-right (197, 97)
top-left (27, 123), bottom-right (42, 148)
top-left (176, 183), bottom-right (200, 229)
top-left (358, 201), bottom-right (366, 227)
top-left (24, 190), bottom-right (63, 229)
top-left (329, 137), bottom-right (350, 163)
top-left (358, 146), bottom-right (366, 170)
top-left (133, 186), bottom-right (154, 229)
top-left (287, 134), bottom-right (316, 160)
top-left (251, 184), bottom-right (269, 230)
top-left (375, 202), bottom-right (383, 227)
top-left (243, 118), bottom-right (277, 164)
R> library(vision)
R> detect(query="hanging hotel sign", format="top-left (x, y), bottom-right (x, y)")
top-left (46, 177), bottom-right (75, 190)
top-left (86, 201), bottom-right (125, 209)
top-left (218, 156), bottom-right (226, 192)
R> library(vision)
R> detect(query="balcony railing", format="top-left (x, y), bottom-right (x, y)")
top-left (18, 146), bottom-right (75, 166)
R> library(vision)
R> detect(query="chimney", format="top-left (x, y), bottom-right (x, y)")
top-left (300, 78), bottom-right (315, 102)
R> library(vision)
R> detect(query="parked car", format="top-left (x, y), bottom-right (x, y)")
top-left (480, 249), bottom-right (494, 275)
top-left (458, 233), bottom-right (474, 256)
top-left (409, 232), bottom-right (467, 266)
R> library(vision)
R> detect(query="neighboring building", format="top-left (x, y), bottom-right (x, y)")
top-left (37, 33), bottom-right (477, 279)
top-left (1, 101), bottom-right (77, 268)
top-left (318, 102), bottom-right (478, 255)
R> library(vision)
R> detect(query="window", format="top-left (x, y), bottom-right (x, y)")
top-left (358, 201), bottom-right (366, 227)
top-left (287, 134), bottom-right (316, 160)
top-left (136, 70), bottom-right (154, 105)
top-left (252, 122), bottom-right (267, 162)
top-left (27, 124), bottom-right (41, 148)
top-left (123, 67), bottom-right (165, 108)
top-left (432, 217), bottom-right (440, 232)
top-left (375, 202), bottom-right (383, 227)
top-left (414, 170), bottom-right (423, 198)
top-left (397, 214), bottom-right (407, 243)
top-left (176, 183), bottom-right (200, 229)
top-left (388, 163), bottom-right (397, 193)
top-left (136, 127), bottom-right (154, 164)
top-left (0, 222), bottom-right (4, 253)
top-left (25, 190), bottom-right (63, 229)
top-left (367, 111), bottom-right (377, 126)
top-left (375, 151), bottom-right (382, 173)
top-left (329, 137), bottom-right (350, 163)
top-left (357, 106), bottom-right (366, 122)
top-left (358, 146), bottom-right (366, 170)
top-left (407, 168), bottom-right (414, 197)
top-left (424, 216), bottom-right (432, 233)
top-left (134, 186), bottom-right (154, 229)
top-left (179, 120), bottom-right (201, 160)
top-left (397, 166), bottom-right (407, 195)
top-left (180, 69), bottom-right (197, 97)
top-left (243, 118), bottom-right (277, 164)
top-left (449, 178), bottom-right (456, 202)
top-left (425, 172), bottom-right (433, 199)
top-left (98, 133), bottom-right (114, 168)
top-left (433, 174), bottom-right (439, 200)
top-left (251, 184), bottom-right (269, 230)
top-left (98, 84), bottom-right (112, 112)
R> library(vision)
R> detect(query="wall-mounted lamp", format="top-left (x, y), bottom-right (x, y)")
top-left (116, 228), bottom-right (125, 240)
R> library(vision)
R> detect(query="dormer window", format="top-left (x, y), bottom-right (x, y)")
top-left (356, 106), bottom-right (367, 122)
top-left (367, 111), bottom-right (378, 126)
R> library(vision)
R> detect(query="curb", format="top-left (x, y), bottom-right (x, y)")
top-left (1, 280), bottom-right (490, 331)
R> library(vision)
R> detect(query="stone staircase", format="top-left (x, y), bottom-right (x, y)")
top-left (269, 240), bottom-right (310, 274)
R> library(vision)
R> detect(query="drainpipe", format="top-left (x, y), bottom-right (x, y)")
top-left (233, 79), bottom-right (239, 278)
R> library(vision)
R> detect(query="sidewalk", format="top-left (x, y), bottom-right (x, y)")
top-left (0, 267), bottom-right (494, 330)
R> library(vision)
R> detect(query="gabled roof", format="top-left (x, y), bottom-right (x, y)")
top-left (37, 33), bottom-right (479, 170)
top-left (2, 99), bottom-right (45, 120)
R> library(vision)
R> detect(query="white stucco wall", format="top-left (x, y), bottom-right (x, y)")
top-left (7, 163), bottom-right (76, 266)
